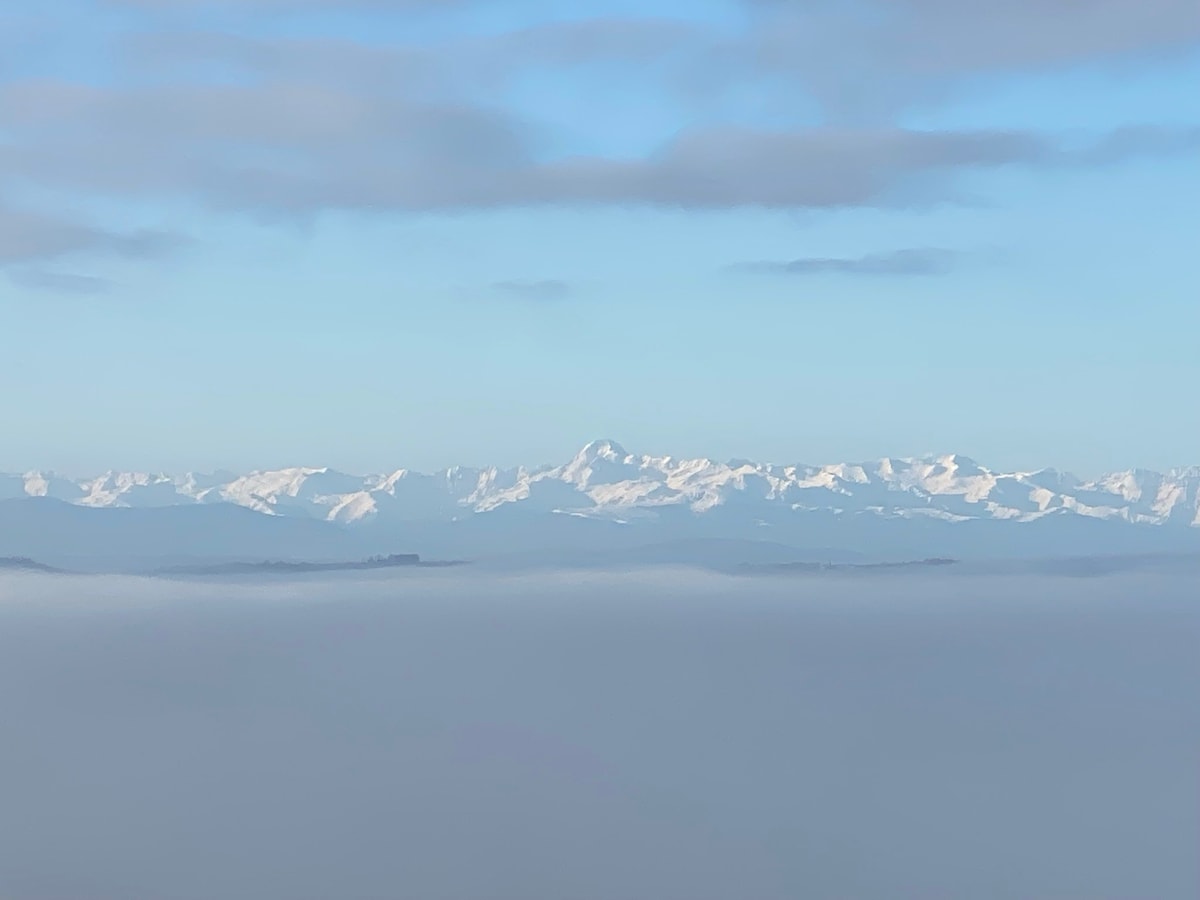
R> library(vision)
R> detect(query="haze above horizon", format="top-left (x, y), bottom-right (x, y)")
top-left (2, 0), bottom-right (1198, 475)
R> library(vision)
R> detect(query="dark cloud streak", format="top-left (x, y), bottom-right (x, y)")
top-left (7, 269), bottom-right (114, 294)
top-left (0, 205), bottom-right (184, 266)
top-left (734, 248), bottom-right (962, 277)
top-left (492, 279), bottom-right (573, 301)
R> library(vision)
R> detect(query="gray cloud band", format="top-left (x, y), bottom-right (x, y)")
top-left (3, 79), bottom-right (1195, 219)
top-left (2, 0), bottom-right (1197, 281)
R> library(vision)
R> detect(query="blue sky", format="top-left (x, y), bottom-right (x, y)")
top-left (1, 0), bottom-right (1198, 476)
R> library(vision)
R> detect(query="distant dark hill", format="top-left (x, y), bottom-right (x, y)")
top-left (352, 505), bottom-right (1200, 571)
top-left (0, 556), bottom-right (62, 574)
top-left (740, 558), bottom-right (959, 576)
top-left (3, 494), bottom-right (1199, 575)
top-left (156, 553), bottom-right (465, 577)
top-left (469, 538), bottom-right (868, 573)
top-left (0, 498), bottom-right (359, 573)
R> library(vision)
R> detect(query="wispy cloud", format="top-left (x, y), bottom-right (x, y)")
top-left (115, 0), bottom-right (1200, 89)
top-left (733, 248), bottom-right (962, 277)
top-left (492, 279), bottom-right (573, 301)
top-left (7, 269), bottom-right (113, 294)
top-left (0, 205), bottom-right (185, 266)
top-left (732, 0), bottom-right (1200, 118)
top-left (111, 0), bottom-right (466, 10)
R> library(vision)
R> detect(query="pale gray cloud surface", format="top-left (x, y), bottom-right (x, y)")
top-left (0, 570), bottom-right (1195, 899)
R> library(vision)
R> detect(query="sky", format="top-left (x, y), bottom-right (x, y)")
top-left (1, 0), bottom-right (1198, 476)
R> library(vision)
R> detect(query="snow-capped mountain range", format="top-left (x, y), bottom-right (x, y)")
top-left (5, 440), bottom-right (1199, 529)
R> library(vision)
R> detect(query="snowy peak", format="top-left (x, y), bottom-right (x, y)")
top-left (561, 439), bottom-right (634, 485)
top-left (574, 439), bottom-right (630, 463)
top-left (4, 441), bottom-right (1200, 530)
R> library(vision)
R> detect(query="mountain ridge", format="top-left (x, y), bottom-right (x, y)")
top-left (4, 440), bottom-right (1199, 530)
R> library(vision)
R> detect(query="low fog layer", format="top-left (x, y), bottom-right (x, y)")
top-left (0, 571), bottom-right (1195, 900)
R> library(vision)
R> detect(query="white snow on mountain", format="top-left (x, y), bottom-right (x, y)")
top-left (5, 440), bottom-right (1200, 528)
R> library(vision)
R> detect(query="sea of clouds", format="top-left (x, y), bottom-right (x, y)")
top-left (0, 569), bottom-right (1195, 899)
